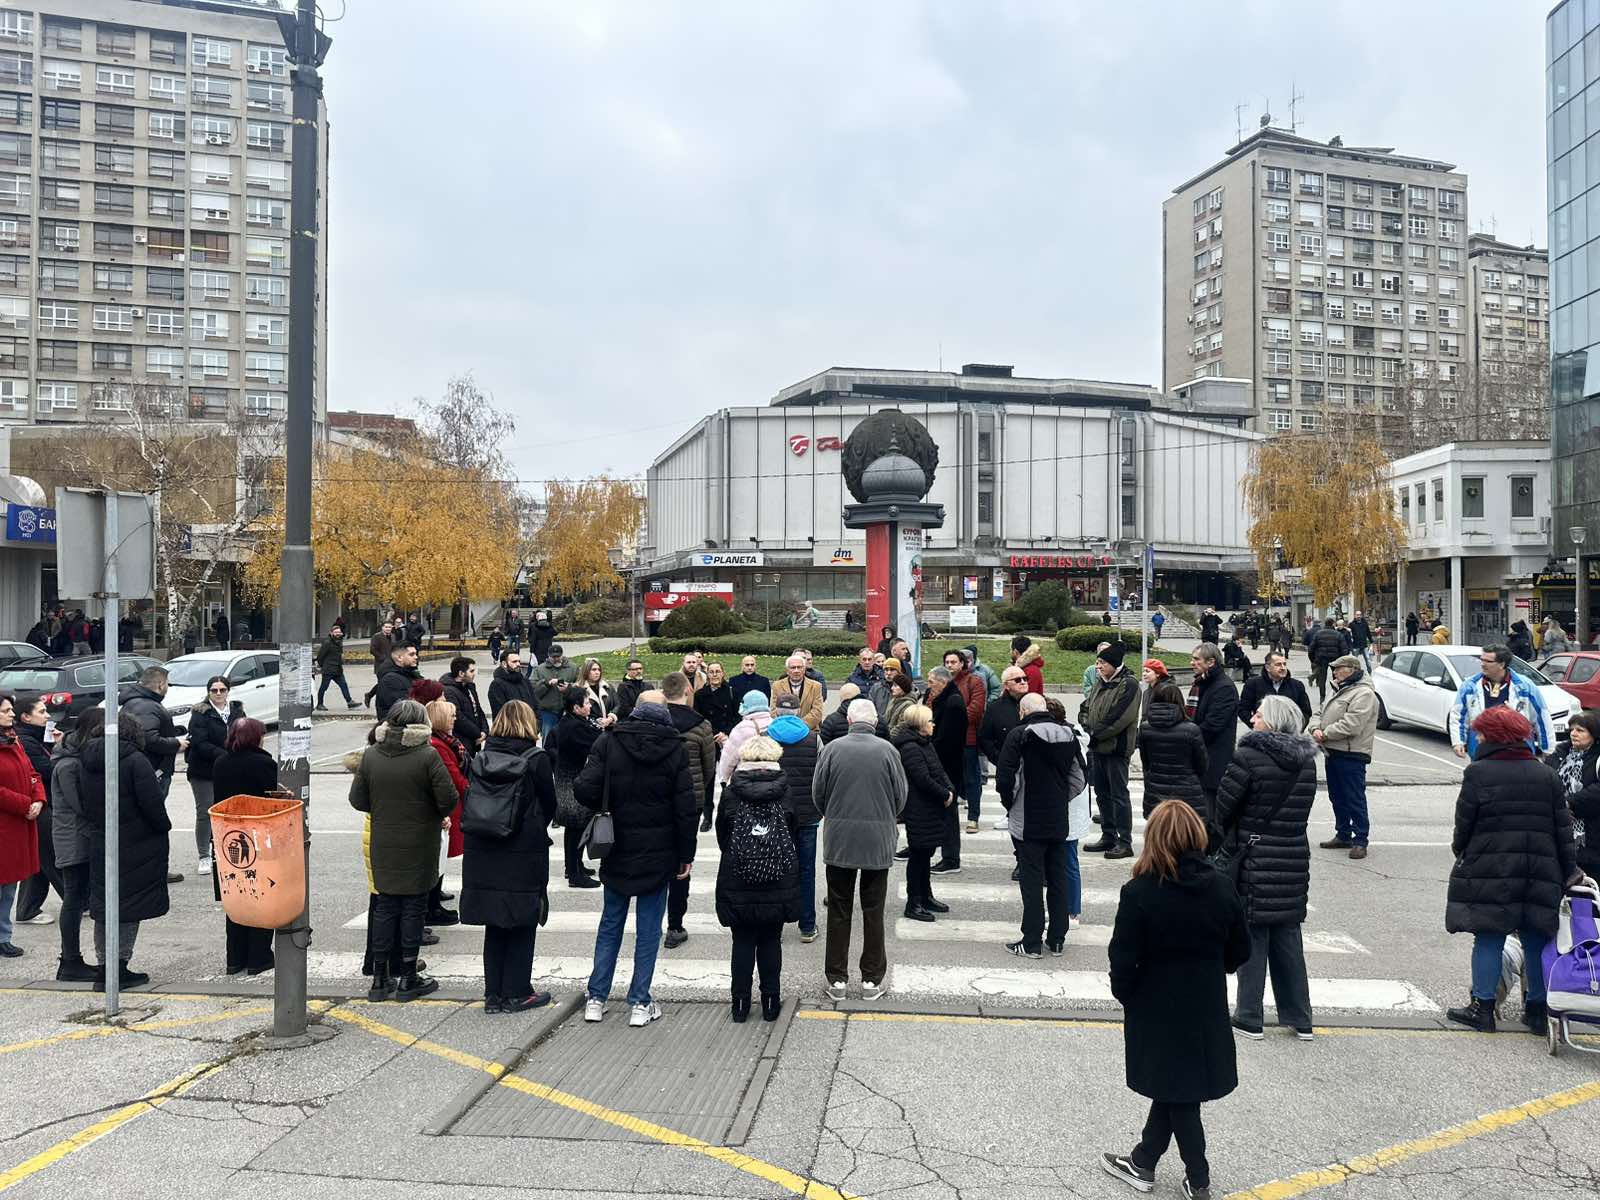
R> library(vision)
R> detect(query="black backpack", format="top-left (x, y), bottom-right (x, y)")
top-left (460, 745), bottom-right (541, 839)
top-left (728, 798), bottom-right (796, 885)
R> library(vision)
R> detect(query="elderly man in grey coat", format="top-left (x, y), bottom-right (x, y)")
top-left (815, 698), bottom-right (907, 1002)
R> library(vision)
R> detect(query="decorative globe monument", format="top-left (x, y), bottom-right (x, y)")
top-left (841, 411), bottom-right (946, 670)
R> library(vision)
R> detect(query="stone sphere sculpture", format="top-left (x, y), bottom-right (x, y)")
top-left (841, 409), bottom-right (939, 505)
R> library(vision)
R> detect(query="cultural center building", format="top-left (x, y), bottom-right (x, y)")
top-left (641, 364), bottom-right (1262, 617)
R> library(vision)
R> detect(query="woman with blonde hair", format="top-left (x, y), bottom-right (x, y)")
top-left (578, 658), bottom-right (617, 724)
top-left (1102, 800), bottom-right (1249, 1198)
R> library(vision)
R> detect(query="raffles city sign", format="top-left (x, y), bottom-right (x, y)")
top-left (1007, 553), bottom-right (1122, 569)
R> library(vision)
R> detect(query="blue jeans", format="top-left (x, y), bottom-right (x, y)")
top-left (796, 822), bottom-right (819, 934)
top-left (1064, 840), bottom-right (1081, 916)
top-left (538, 710), bottom-right (559, 738)
top-left (0, 880), bottom-right (15, 945)
top-left (1325, 754), bottom-right (1369, 846)
top-left (963, 746), bottom-right (983, 822)
top-left (317, 669), bottom-right (353, 706)
top-left (1471, 930), bottom-right (1552, 1004)
top-left (587, 883), bottom-right (669, 1007)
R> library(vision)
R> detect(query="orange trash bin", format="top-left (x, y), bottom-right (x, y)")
top-left (209, 794), bottom-right (306, 930)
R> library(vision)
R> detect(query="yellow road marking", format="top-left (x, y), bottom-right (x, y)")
top-left (0, 1004), bottom-right (276, 1058)
top-left (327, 1005), bottom-right (858, 1200)
top-left (1226, 1078), bottom-right (1600, 1200)
top-left (0, 1058), bottom-right (222, 1194)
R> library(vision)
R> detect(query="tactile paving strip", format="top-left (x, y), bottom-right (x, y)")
top-left (449, 1001), bottom-right (774, 1143)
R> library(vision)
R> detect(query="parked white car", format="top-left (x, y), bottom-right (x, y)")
top-left (161, 650), bottom-right (281, 725)
top-left (1372, 644), bottom-right (1570, 740)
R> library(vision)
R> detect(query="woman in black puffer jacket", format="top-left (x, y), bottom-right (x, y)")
top-left (715, 736), bottom-right (799, 1023)
top-left (545, 690), bottom-right (601, 889)
top-left (1210, 694), bottom-right (1317, 1039)
top-left (1138, 680), bottom-right (1208, 818)
top-left (893, 705), bottom-right (953, 922)
top-left (1445, 706), bottom-right (1580, 1034)
top-left (1544, 709), bottom-right (1600, 884)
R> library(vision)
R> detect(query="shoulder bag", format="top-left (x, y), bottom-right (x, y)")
top-left (1208, 769), bottom-right (1298, 892)
top-left (580, 742), bottom-right (615, 860)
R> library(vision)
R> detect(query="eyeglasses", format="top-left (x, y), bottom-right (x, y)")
top-left (208, 686), bottom-right (229, 693)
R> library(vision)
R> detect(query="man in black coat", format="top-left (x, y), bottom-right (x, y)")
top-left (1238, 652), bottom-right (1312, 730)
top-left (120, 666), bottom-right (189, 799)
top-left (1186, 645), bottom-right (1238, 819)
top-left (996, 694), bottom-right (1085, 957)
top-left (1307, 618), bottom-right (1348, 703)
top-left (440, 656), bottom-right (487, 753)
top-left (488, 650), bottom-right (537, 718)
top-left (373, 643), bottom-right (423, 722)
top-left (978, 667), bottom-right (1027, 840)
top-left (925, 668), bottom-right (967, 873)
top-left (213, 610), bottom-right (230, 651)
top-left (1199, 608), bottom-right (1221, 644)
top-left (728, 655), bottom-right (772, 709)
top-left (1348, 610), bottom-right (1373, 667)
top-left (315, 625), bottom-right (358, 710)
top-left (615, 659), bottom-right (647, 720)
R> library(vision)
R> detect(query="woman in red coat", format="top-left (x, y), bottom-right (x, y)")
top-left (426, 698), bottom-right (467, 922)
top-left (0, 694), bottom-right (46, 956)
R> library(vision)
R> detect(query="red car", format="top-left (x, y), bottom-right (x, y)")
top-left (1538, 651), bottom-right (1600, 713)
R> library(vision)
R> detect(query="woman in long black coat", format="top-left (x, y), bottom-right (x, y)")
top-left (460, 700), bottom-right (558, 1014)
top-left (210, 718), bottom-right (278, 976)
top-left (82, 712), bottom-right (169, 990)
top-left (1446, 706), bottom-right (1580, 1033)
top-left (1104, 800), bottom-right (1249, 1197)
top-left (546, 690), bottom-right (602, 888)
top-left (926, 668), bottom-right (966, 869)
top-left (892, 706), bottom-right (953, 921)
top-left (1137, 680), bottom-right (1208, 817)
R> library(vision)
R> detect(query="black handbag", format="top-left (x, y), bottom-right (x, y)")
top-left (1207, 772), bottom-right (1296, 892)
top-left (580, 743), bottom-right (615, 860)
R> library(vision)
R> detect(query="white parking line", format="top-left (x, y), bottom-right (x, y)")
top-left (1374, 734), bottom-right (1463, 772)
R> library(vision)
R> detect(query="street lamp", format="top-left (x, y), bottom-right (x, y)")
top-left (1572, 526), bottom-right (1589, 649)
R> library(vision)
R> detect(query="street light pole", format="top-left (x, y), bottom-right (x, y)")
top-left (1572, 525), bottom-right (1589, 650)
top-left (271, 0), bottom-right (329, 1043)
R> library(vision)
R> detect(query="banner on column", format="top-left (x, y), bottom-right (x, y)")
top-left (896, 526), bottom-right (925, 677)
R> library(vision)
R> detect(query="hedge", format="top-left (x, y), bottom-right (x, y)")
top-left (1055, 624), bottom-right (1129, 651)
top-left (649, 631), bottom-right (865, 657)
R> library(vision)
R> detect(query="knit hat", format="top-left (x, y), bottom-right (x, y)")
top-left (739, 690), bottom-right (770, 715)
top-left (883, 656), bottom-right (902, 673)
top-left (631, 701), bottom-right (671, 726)
top-left (1097, 641), bottom-right (1127, 667)
top-left (1142, 658), bottom-right (1168, 679)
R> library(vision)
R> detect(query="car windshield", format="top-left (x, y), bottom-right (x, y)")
top-left (0, 668), bottom-right (60, 691)
top-left (165, 660), bottom-right (229, 687)
top-left (1447, 654), bottom-right (1552, 686)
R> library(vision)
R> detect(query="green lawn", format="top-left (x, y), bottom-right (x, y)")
top-left (577, 637), bottom-right (1185, 689)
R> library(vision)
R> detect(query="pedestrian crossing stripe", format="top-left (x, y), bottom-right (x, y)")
top-left (891, 919), bottom-right (1368, 955)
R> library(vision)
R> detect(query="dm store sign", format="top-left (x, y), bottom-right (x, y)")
top-left (4, 505), bottom-right (56, 544)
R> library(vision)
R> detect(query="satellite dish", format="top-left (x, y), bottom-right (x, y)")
top-left (1259, 112), bottom-right (1272, 128)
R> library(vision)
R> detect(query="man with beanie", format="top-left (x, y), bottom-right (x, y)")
top-left (1079, 642), bottom-right (1139, 858)
top-left (718, 690), bottom-right (773, 786)
top-left (1311, 654), bottom-right (1380, 860)
top-left (1011, 635), bottom-right (1045, 695)
top-left (659, 671), bottom-right (717, 947)
top-left (768, 694), bottom-right (822, 942)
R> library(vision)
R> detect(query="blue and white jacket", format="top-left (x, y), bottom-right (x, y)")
top-left (1449, 670), bottom-right (1555, 756)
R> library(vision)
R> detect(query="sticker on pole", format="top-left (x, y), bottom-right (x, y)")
top-left (280, 642), bottom-right (315, 706)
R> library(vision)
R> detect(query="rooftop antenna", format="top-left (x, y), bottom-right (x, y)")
top-left (1288, 81), bottom-right (1306, 133)
top-left (1234, 103), bottom-right (1247, 143)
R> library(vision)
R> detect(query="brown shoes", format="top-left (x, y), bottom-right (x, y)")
top-left (1348, 846), bottom-right (1368, 860)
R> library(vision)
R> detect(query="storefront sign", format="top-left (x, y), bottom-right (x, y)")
top-left (991, 572), bottom-right (1006, 602)
top-left (694, 551), bottom-right (764, 567)
top-left (962, 575), bottom-right (979, 600)
top-left (949, 605), bottom-right (978, 629)
top-left (788, 434), bottom-right (845, 457)
top-left (666, 582), bottom-right (732, 593)
top-left (645, 584), bottom-right (734, 622)
top-left (812, 544), bottom-right (864, 567)
top-left (1007, 553), bottom-right (1116, 569)
top-left (4, 504), bottom-right (56, 544)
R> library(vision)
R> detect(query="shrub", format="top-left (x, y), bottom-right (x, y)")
top-left (1055, 624), bottom-right (1128, 651)
top-left (649, 630), bottom-right (864, 657)
top-left (561, 597), bottom-right (630, 632)
top-left (657, 597), bottom-right (744, 639)
top-left (994, 581), bottom-right (1092, 633)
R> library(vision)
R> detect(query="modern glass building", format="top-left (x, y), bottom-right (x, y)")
top-left (1549, 0), bottom-right (1600, 630)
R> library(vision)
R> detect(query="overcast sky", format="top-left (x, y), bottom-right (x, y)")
top-left (323, 1), bottom-right (1550, 483)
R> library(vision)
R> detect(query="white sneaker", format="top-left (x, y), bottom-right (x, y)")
top-left (826, 980), bottom-right (847, 1001)
top-left (198, 856), bottom-right (212, 875)
top-left (583, 997), bottom-right (605, 1023)
top-left (22, 910), bottom-right (54, 925)
top-left (628, 1001), bottom-right (662, 1027)
top-left (992, 818), bottom-right (1009, 831)
top-left (861, 979), bottom-right (886, 1001)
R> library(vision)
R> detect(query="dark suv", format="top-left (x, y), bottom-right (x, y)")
top-left (0, 655), bottom-right (162, 723)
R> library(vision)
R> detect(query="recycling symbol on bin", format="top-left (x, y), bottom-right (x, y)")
top-left (221, 830), bottom-right (257, 870)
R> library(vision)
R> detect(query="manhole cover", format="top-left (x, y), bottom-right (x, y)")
top-left (449, 1001), bottom-right (778, 1144)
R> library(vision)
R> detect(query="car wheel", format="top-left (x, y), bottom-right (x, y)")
top-left (1375, 696), bottom-right (1392, 731)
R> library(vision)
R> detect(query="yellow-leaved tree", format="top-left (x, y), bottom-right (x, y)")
top-left (530, 478), bottom-right (643, 601)
top-left (1241, 432), bottom-right (1407, 607)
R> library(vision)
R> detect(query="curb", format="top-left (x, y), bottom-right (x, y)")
top-left (421, 992), bottom-right (583, 1136)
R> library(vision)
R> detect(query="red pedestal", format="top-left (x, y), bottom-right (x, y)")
top-left (865, 523), bottom-right (890, 649)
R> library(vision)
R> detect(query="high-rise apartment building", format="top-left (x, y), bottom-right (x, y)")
top-left (1163, 127), bottom-right (1469, 439)
top-left (0, 0), bottom-right (326, 427)
top-left (1466, 233), bottom-right (1550, 374)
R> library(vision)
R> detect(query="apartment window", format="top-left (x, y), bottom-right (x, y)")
top-left (1437, 305), bottom-right (1459, 328)
top-left (190, 230), bottom-right (228, 263)
top-left (245, 237), bottom-right (286, 270)
top-left (1326, 294), bottom-right (1345, 318)
top-left (1326, 177), bottom-right (1346, 201)
top-left (245, 352), bottom-right (285, 383)
top-left (189, 270), bottom-right (231, 300)
top-left (1264, 166), bottom-right (1290, 193)
top-left (1408, 273), bottom-right (1430, 295)
top-left (1439, 333), bottom-right (1460, 356)
top-left (246, 158), bottom-right (287, 191)
top-left (246, 44), bottom-right (288, 76)
top-left (1409, 303), bottom-right (1429, 325)
top-left (150, 32), bottom-right (183, 65)
top-left (40, 139), bottom-right (76, 171)
top-left (188, 387), bottom-right (230, 412)
top-left (189, 349), bottom-right (229, 378)
top-left (94, 184), bottom-right (133, 214)
top-left (1437, 276), bottom-right (1459, 299)
top-left (1327, 206), bottom-right (1346, 231)
top-left (1300, 351), bottom-right (1324, 373)
top-left (94, 144), bottom-right (134, 175)
top-left (1265, 317), bottom-right (1290, 344)
top-left (246, 81), bottom-right (286, 113)
top-left (1377, 302), bottom-right (1400, 325)
top-left (1378, 183), bottom-right (1402, 206)
top-left (1328, 383), bottom-right (1346, 403)
top-left (94, 106), bottom-right (135, 138)
top-left (1353, 356), bottom-right (1374, 378)
top-left (95, 24), bottom-right (135, 56)
top-left (1264, 348), bottom-right (1291, 371)
top-left (0, 172), bottom-right (26, 208)
top-left (195, 77), bottom-right (236, 108)
top-left (191, 310), bottom-right (231, 339)
top-left (144, 228), bottom-right (180, 259)
top-left (149, 113), bottom-right (185, 142)
top-left (1265, 198), bottom-right (1289, 222)
top-left (0, 52), bottom-right (32, 86)
top-left (37, 259), bottom-right (77, 291)
top-left (1350, 270), bottom-right (1371, 291)
top-left (145, 308), bottom-right (181, 336)
top-left (1297, 202), bottom-right (1322, 227)
top-left (244, 391), bottom-right (283, 416)
top-left (36, 382), bottom-right (78, 411)
top-left (192, 117), bottom-right (234, 146)
top-left (1297, 171), bottom-right (1322, 195)
top-left (1439, 189), bottom-right (1462, 214)
top-left (193, 37), bottom-right (235, 67)
top-left (1438, 247), bottom-right (1459, 270)
top-left (1409, 331), bottom-right (1429, 354)
top-left (1326, 236), bottom-right (1345, 260)
top-left (246, 197), bottom-right (286, 228)
top-left (145, 267), bottom-right (184, 300)
top-left (0, 254), bottom-right (17, 288)
top-left (1350, 210), bottom-right (1374, 232)
top-left (38, 301), bottom-right (77, 329)
top-left (1326, 324), bottom-right (1347, 347)
top-left (246, 121), bottom-right (286, 153)
top-left (42, 18), bottom-right (78, 51)
top-left (1353, 299), bottom-right (1374, 321)
top-left (1510, 475), bottom-right (1535, 519)
top-left (1266, 229), bottom-right (1290, 253)
top-left (1408, 244), bottom-right (1430, 265)
top-left (93, 304), bottom-right (133, 332)
top-left (41, 178), bottom-right (79, 211)
top-left (1407, 214), bottom-right (1430, 239)
top-left (40, 220), bottom-right (77, 253)
top-left (42, 59), bottom-right (79, 90)
top-left (1461, 476), bottom-right (1484, 519)
top-left (1267, 409), bottom-right (1291, 431)
top-left (245, 275), bottom-right (286, 306)
top-left (93, 224), bottom-right (133, 255)
top-left (91, 384), bottom-right (131, 411)
top-left (1299, 320), bottom-right (1323, 346)
top-left (1299, 262), bottom-right (1323, 286)
top-left (1298, 232), bottom-right (1322, 256)
top-left (1379, 272), bottom-right (1400, 295)
top-left (1299, 412), bottom-right (1320, 431)
top-left (1438, 220), bottom-right (1459, 242)
top-left (190, 191), bottom-right (230, 222)
top-left (193, 153), bottom-right (231, 183)
top-left (148, 149), bottom-right (185, 180)
top-left (41, 99), bottom-right (78, 130)
top-left (37, 339), bottom-right (76, 370)
top-left (147, 189), bottom-right (182, 220)
top-left (1265, 287), bottom-right (1290, 312)
top-left (148, 73), bottom-right (185, 103)
top-left (146, 347), bottom-right (182, 377)
top-left (93, 264), bottom-right (132, 292)
top-left (95, 66), bottom-right (134, 96)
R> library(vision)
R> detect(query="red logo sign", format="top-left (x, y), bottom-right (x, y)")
top-left (789, 434), bottom-right (810, 457)
top-left (1008, 554), bottom-right (1115, 569)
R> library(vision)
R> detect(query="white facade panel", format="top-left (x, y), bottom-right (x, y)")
top-left (1143, 414), bottom-right (1254, 552)
top-left (997, 406), bottom-right (1116, 545)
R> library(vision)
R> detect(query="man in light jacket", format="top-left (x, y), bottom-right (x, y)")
top-left (814, 700), bottom-right (907, 1002)
top-left (1310, 655), bottom-right (1380, 861)
top-left (771, 654), bottom-right (823, 731)
top-left (1449, 643), bottom-right (1555, 758)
